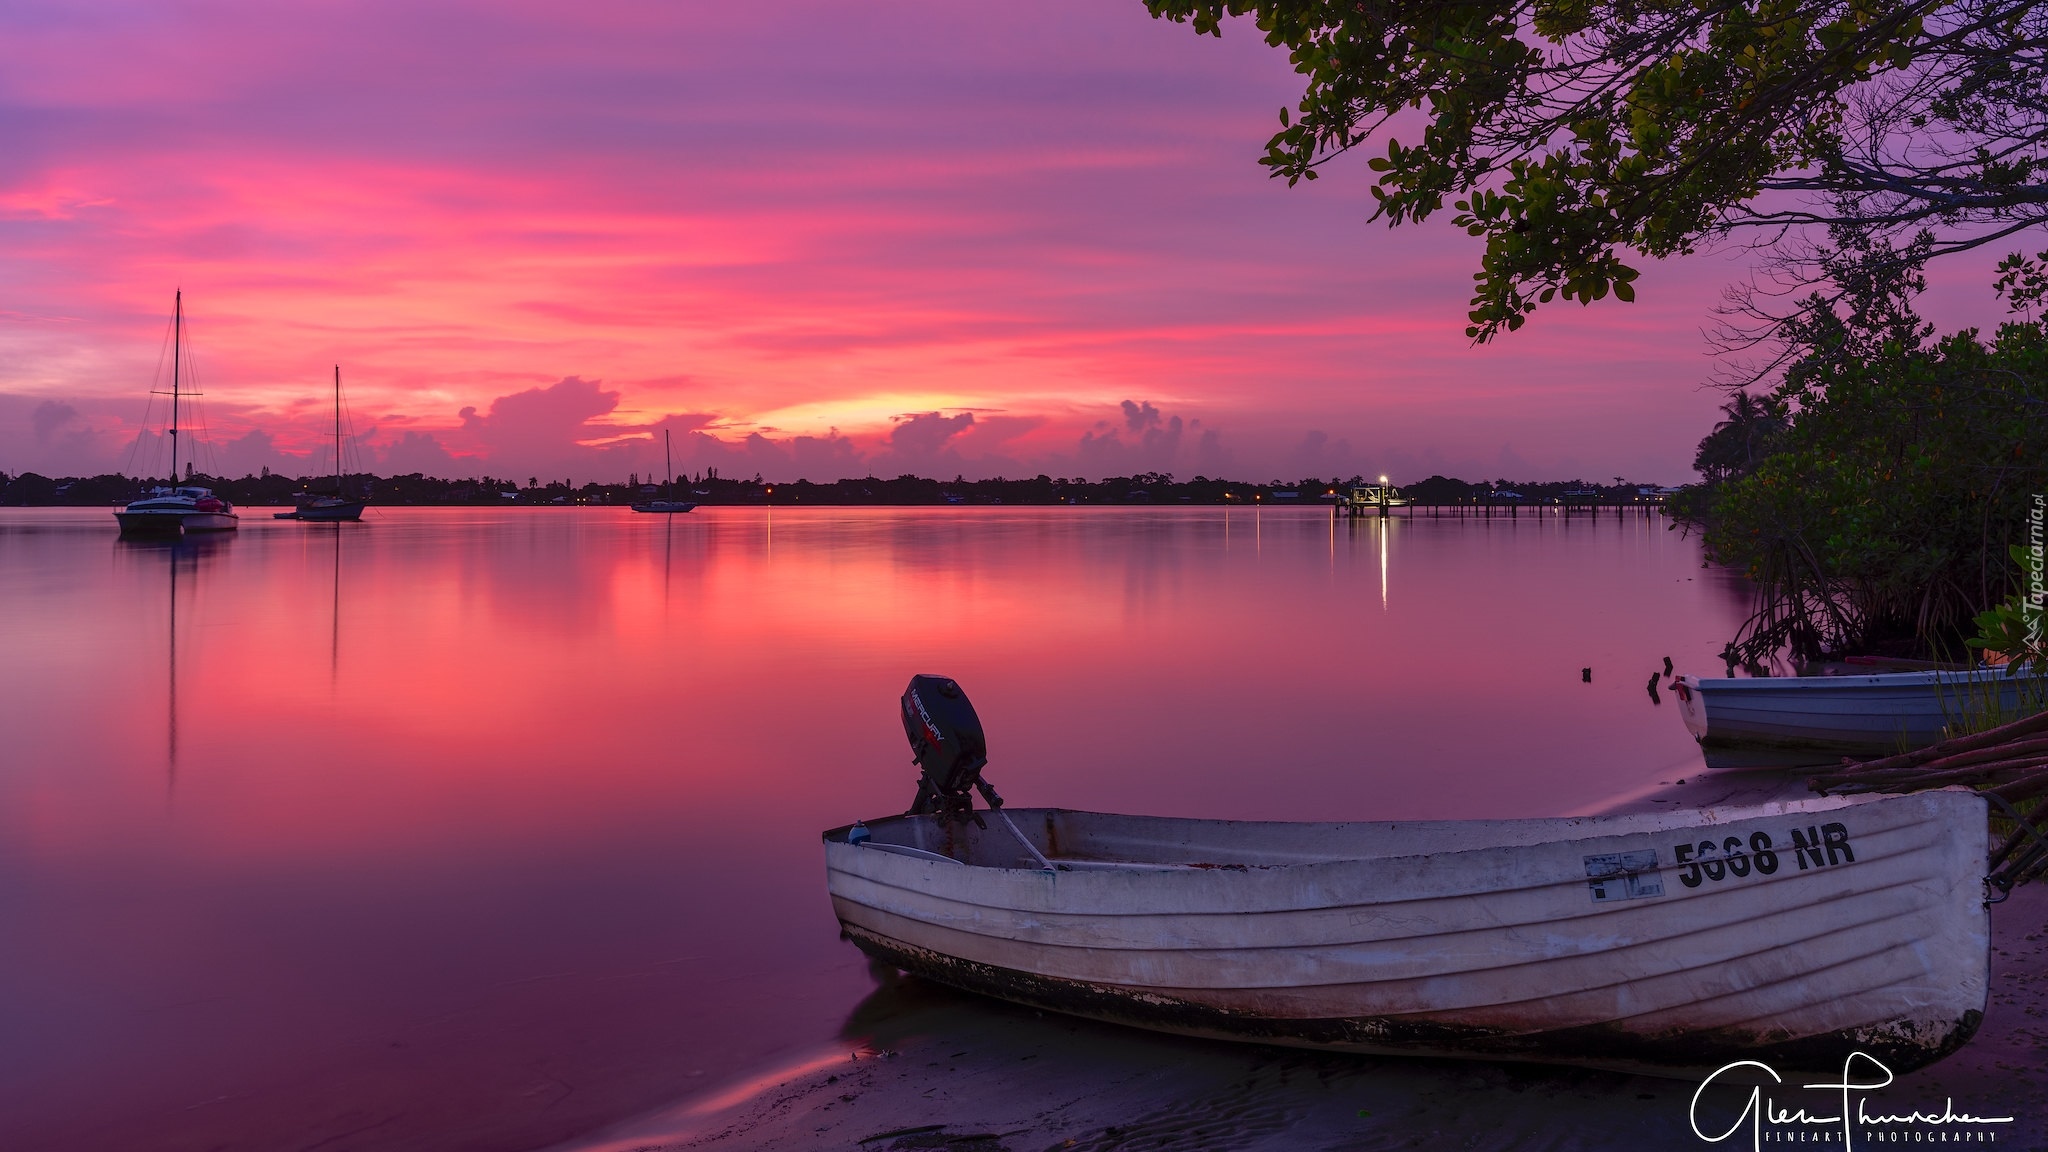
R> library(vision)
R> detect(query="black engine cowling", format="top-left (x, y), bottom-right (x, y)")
top-left (901, 674), bottom-right (999, 819)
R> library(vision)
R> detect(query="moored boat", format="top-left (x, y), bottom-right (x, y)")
top-left (631, 430), bottom-right (696, 514)
top-left (276, 494), bottom-right (365, 521)
top-left (279, 366), bottom-right (366, 522)
top-left (824, 676), bottom-right (1992, 1078)
top-left (118, 486), bottom-right (239, 535)
top-left (1673, 667), bottom-right (2038, 751)
top-left (116, 292), bottom-right (239, 536)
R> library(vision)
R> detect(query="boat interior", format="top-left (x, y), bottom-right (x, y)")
top-left (828, 799), bottom-right (1875, 872)
top-left (861, 674), bottom-right (1890, 872)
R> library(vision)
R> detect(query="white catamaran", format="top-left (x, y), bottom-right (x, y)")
top-left (115, 292), bottom-right (239, 536)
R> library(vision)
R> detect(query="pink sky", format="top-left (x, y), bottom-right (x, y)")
top-left (0, 0), bottom-right (2013, 484)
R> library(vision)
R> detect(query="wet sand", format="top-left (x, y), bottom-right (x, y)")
top-left (568, 772), bottom-right (2048, 1152)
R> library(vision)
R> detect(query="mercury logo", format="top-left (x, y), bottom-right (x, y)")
top-left (909, 689), bottom-right (943, 746)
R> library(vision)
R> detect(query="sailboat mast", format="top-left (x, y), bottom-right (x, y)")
top-left (665, 429), bottom-right (674, 496)
top-left (334, 365), bottom-right (342, 494)
top-left (170, 290), bottom-right (182, 483)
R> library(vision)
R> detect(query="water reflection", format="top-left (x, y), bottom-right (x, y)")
top-left (1697, 744), bottom-right (1841, 771)
top-left (114, 533), bottom-right (233, 785)
top-left (0, 507), bottom-right (1751, 1152)
top-left (328, 524), bottom-right (343, 683)
top-left (1379, 517), bottom-right (1389, 608)
top-left (780, 967), bottom-right (1721, 1152)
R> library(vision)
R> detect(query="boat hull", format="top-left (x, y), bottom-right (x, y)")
top-left (114, 510), bottom-right (186, 536)
top-left (291, 500), bottom-right (365, 521)
top-left (825, 793), bottom-right (1989, 1077)
top-left (1674, 670), bottom-right (2034, 751)
top-left (115, 509), bottom-right (239, 534)
top-left (630, 501), bottom-right (696, 514)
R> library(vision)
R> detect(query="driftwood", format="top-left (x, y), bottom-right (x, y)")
top-left (1810, 708), bottom-right (2048, 892)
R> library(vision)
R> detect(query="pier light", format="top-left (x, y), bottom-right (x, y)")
top-left (1379, 475), bottom-right (1388, 484)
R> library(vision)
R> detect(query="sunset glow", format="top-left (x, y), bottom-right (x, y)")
top-left (0, 0), bottom-right (1826, 483)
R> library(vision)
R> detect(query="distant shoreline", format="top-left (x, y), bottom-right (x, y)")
top-left (0, 471), bottom-right (1682, 509)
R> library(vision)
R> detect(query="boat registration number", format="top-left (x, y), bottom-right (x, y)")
top-left (1669, 822), bottom-right (1856, 888)
top-left (1583, 823), bottom-right (1857, 901)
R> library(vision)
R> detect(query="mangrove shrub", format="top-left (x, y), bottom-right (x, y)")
top-left (1700, 299), bottom-right (2048, 665)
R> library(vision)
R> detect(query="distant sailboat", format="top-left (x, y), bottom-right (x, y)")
top-left (631, 430), bottom-right (696, 514)
top-left (115, 292), bottom-right (239, 536)
top-left (277, 366), bottom-right (366, 522)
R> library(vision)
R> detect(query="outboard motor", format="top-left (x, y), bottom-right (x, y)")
top-left (901, 674), bottom-right (1003, 823)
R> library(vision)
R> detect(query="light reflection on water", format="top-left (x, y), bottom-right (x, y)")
top-left (0, 506), bottom-right (1751, 1151)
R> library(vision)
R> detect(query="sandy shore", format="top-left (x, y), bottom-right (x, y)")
top-left (570, 773), bottom-right (2048, 1152)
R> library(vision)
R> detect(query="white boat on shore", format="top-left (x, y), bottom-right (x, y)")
top-left (824, 677), bottom-right (1991, 1078)
top-left (1673, 667), bottom-right (2036, 751)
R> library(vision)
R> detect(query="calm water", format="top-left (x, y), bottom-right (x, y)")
top-left (0, 506), bottom-right (1753, 1151)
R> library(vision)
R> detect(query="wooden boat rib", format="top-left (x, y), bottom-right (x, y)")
top-left (826, 792), bottom-right (1988, 1076)
top-left (833, 863), bottom-right (1939, 978)
top-left (832, 878), bottom-right (1940, 1021)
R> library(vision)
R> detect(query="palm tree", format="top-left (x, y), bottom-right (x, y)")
top-left (1695, 391), bottom-right (1789, 483)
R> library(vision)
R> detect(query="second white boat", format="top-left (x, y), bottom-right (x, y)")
top-left (1673, 667), bottom-right (2036, 751)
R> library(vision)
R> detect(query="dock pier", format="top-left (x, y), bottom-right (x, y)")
top-left (1334, 484), bottom-right (1668, 521)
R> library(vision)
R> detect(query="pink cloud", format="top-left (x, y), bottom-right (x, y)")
top-left (0, 0), bottom-right (1953, 486)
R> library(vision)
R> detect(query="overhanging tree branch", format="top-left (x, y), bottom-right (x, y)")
top-left (1146, 0), bottom-right (2048, 345)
